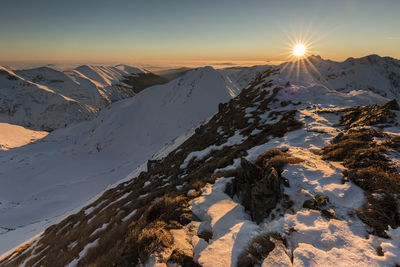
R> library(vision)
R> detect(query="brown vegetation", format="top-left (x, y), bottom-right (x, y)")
top-left (302, 195), bottom-right (329, 210)
top-left (318, 120), bottom-right (400, 237)
top-left (2, 67), bottom-right (306, 267)
top-left (237, 232), bottom-right (286, 267)
top-left (338, 99), bottom-right (399, 128)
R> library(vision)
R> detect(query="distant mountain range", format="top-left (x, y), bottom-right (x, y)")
top-left (1, 55), bottom-right (400, 266)
top-left (0, 64), bottom-right (167, 130)
top-left (279, 54), bottom-right (400, 100)
top-left (1, 55), bottom-right (400, 131)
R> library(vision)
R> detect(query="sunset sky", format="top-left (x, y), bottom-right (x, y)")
top-left (1, 0), bottom-right (400, 65)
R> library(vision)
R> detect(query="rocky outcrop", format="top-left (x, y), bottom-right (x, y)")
top-left (226, 148), bottom-right (302, 223)
top-left (250, 166), bottom-right (281, 223)
top-left (226, 156), bottom-right (281, 223)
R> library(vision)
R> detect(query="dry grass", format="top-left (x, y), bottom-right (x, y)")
top-left (358, 193), bottom-right (399, 237)
top-left (237, 232), bottom-right (285, 267)
top-left (338, 99), bottom-right (399, 128)
top-left (303, 195), bottom-right (329, 210)
top-left (128, 221), bottom-right (173, 263)
top-left (255, 148), bottom-right (287, 166)
top-left (168, 249), bottom-right (201, 267)
top-left (265, 154), bottom-right (303, 173)
top-left (318, 125), bottom-right (400, 237)
top-left (2, 66), bottom-right (306, 266)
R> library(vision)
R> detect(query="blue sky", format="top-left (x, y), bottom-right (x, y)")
top-left (1, 0), bottom-right (399, 63)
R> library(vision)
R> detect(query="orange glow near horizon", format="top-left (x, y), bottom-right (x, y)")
top-left (277, 28), bottom-right (328, 82)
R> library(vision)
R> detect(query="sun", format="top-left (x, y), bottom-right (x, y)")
top-left (293, 43), bottom-right (306, 57)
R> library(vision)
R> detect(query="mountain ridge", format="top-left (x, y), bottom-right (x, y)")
top-left (2, 60), bottom-right (400, 266)
top-left (0, 64), bottom-right (167, 130)
top-left (1, 55), bottom-right (400, 266)
top-left (0, 66), bottom-right (239, 257)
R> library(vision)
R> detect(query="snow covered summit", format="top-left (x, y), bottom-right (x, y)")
top-left (277, 54), bottom-right (400, 101)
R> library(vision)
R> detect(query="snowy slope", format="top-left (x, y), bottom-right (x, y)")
top-left (62, 66), bottom-right (237, 160)
top-left (278, 54), bottom-right (400, 100)
top-left (0, 123), bottom-right (48, 150)
top-left (16, 67), bottom-right (110, 107)
top-left (0, 66), bottom-right (237, 256)
top-left (0, 66), bottom-right (97, 130)
top-left (219, 65), bottom-right (274, 89)
top-left (3, 60), bottom-right (400, 266)
top-left (221, 55), bottom-right (400, 102)
top-left (0, 64), bottom-right (155, 130)
top-left (2, 55), bottom-right (400, 266)
top-left (73, 64), bottom-right (145, 87)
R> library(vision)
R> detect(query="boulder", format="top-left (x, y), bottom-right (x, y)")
top-left (226, 157), bottom-right (282, 223)
top-left (251, 167), bottom-right (281, 223)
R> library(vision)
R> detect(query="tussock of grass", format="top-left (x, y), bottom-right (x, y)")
top-left (168, 249), bottom-right (201, 267)
top-left (264, 154), bottom-right (303, 173)
top-left (303, 195), bottom-right (329, 210)
top-left (143, 195), bottom-right (192, 226)
top-left (255, 148), bottom-right (287, 166)
top-left (237, 232), bottom-right (286, 267)
top-left (129, 221), bottom-right (173, 263)
top-left (358, 193), bottom-right (399, 237)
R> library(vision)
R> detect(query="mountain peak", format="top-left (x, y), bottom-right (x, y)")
top-left (307, 54), bottom-right (323, 61)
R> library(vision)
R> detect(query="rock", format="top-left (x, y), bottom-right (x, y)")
top-left (240, 157), bottom-right (262, 185)
top-left (321, 209), bottom-right (337, 220)
top-left (251, 167), bottom-right (281, 223)
top-left (187, 189), bottom-right (197, 197)
top-left (384, 99), bottom-right (400, 111)
top-left (226, 155), bottom-right (284, 224)
top-left (225, 181), bottom-right (235, 198)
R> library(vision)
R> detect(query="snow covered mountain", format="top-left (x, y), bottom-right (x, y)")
top-left (0, 64), bottom-right (166, 130)
top-left (277, 54), bottom-right (400, 100)
top-left (221, 55), bottom-right (400, 103)
top-left (1, 55), bottom-right (400, 266)
top-left (0, 66), bottom-right (96, 131)
top-left (0, 66), bottom-right (238, 257)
